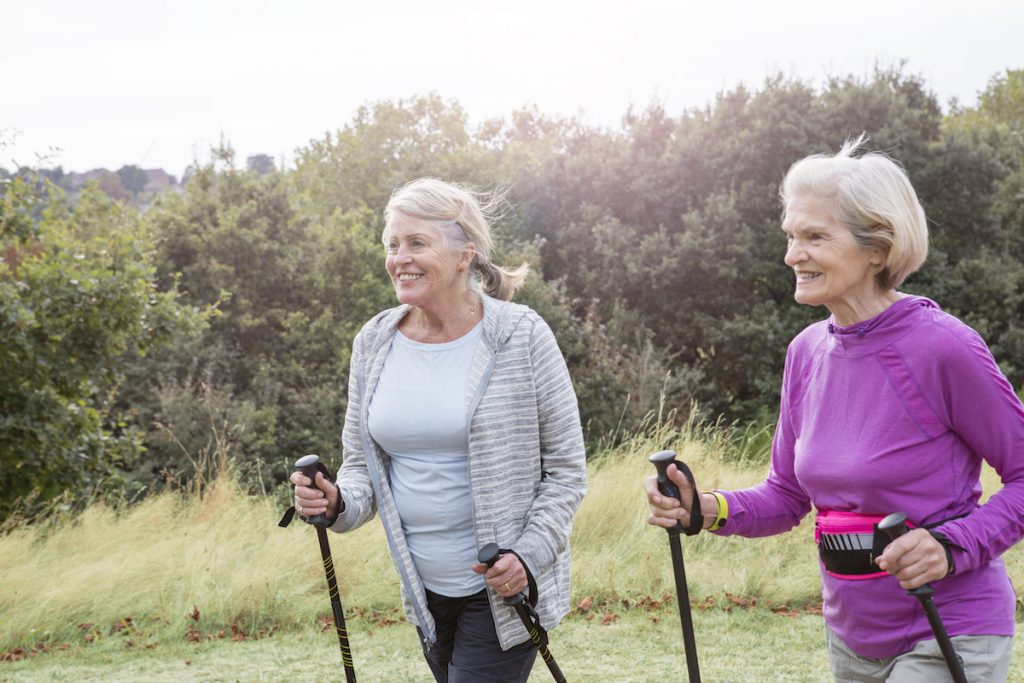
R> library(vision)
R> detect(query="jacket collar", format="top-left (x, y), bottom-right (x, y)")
top-left (367, 294), bottom-right (526, 356)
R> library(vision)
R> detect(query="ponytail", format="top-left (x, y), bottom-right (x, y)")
top-left (475, 259), bottom-right (530, 301)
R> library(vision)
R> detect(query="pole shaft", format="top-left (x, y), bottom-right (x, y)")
top-left (880, 514), bottom-right (967, 683)
top-left (316, 526), bottom-right (357, 683)
top-left (669, 532), bottom-right (701, 683)
top-left (509, 605), bottom-right (566, 683)
top-left (916, 595), bottom-right (968, 683)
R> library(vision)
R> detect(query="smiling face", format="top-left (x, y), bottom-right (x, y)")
top-left (782, 194), bottom-right (888, 324)
top-left (384, 212), bottom-right (474, 313)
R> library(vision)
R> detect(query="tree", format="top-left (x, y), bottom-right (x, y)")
top-left (134, 155), bottom-right (398, 490)
top-left (117, 165), bottom-right (148, 195)
top-left (246, 154), bottom-right (275, 175)
top-left (0, 177), bottom-right (201, 519)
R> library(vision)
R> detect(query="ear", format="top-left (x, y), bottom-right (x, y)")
top-left (460, 243), bottom-right (477, 271)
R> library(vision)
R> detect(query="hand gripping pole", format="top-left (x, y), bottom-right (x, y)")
top-left (878, 512), bottom-right (967, 683)
top-left (478, 543), bottom-right (566, 682)
top-left (290, 454), bottom-right (357, 683)
top-left (650, 450), bottom-right (702, 683)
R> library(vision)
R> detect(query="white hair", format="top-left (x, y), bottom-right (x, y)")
top-left (780, 135), bottom-right (928, 290)
top-left (383, 178), bottom-right (529, 301)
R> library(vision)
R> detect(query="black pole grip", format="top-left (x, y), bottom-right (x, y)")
top-left (650, 450), bottom-right (686, 533)
top-left (878, 511), bottom-right (910, 540)
top-left (478, 543), bottom-right (500, 567)
top-left (650, 450), bottom-right (682, 499)
top-left (295, 454), bottom-right (330, 526)
top-left (878, 511), bottom-right (934, 598)
top-left (650, 450), bottom-right (705, 537)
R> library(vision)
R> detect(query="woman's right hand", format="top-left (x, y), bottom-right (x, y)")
top-left (290, 469), bottom-right (341, 521)
top-left (644, 463), bottom-right (713, 530)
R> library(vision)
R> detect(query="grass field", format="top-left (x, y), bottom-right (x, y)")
top-left (2, 422), bottom-right (1021, 681)
top-left (3, 606), bottom-right (1022, 682)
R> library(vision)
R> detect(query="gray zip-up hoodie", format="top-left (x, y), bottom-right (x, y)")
top-left (330, 294), bottom-right (587, 650)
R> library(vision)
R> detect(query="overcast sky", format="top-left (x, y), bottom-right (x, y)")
top-left (3, 0), bottom-right (1021, 178)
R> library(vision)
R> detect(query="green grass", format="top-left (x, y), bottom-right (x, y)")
top-left (2, 421), bottom-right (1021, 680)
top-left (4, 608), bottom-right (1022, 682)
top-left (0, 609), bottom-right (832, 682)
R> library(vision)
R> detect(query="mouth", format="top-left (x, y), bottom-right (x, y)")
top-left (795, 271), bottom-right (821, 284)
top-left (397, 273), bottom-right (423, 282)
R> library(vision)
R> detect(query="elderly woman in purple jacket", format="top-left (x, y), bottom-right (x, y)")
top-left (647, 137), bottom-right (1022, 681)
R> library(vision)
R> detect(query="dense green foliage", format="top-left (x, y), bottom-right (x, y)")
top-left (2, 67), bottom-right (1023, 516)
top-left (0, 178), bottom-right (202, 518)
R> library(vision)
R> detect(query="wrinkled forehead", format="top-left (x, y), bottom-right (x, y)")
top-left (383, 211), bottom-right (444, 239)
top-left (781, 194), bottom-right (842, 233)
top-left (384, 211), bottom-right (469, 247)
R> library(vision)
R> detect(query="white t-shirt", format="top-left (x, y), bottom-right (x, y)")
top-left (366, 322), bottom-right (485, 597)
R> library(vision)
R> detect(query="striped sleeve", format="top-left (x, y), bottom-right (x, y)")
top-left (513, 317), bottom-right (588, 574)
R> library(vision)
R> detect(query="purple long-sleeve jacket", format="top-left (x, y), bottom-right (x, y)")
top-left (718, 295), bottom-right (1023, 658)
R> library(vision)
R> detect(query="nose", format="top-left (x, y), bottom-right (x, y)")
top-left (784, 239), bottom-right (805, 267)
top-left (391, 245), bottom-right (413, 262)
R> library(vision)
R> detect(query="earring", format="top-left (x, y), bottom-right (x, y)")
top-left (458, 266), bottom-right (465, 273)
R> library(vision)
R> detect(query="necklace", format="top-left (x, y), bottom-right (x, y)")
top-left (410, 296), bottom-right (480, 341)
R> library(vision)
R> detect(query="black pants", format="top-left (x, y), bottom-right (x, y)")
top-left (416, 588), bottom-right (537, 683)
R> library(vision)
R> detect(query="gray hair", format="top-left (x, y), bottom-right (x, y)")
top-left (780, 135), bottom-right (928, 290)
top-left (383, 178), bottom-right (529, 301)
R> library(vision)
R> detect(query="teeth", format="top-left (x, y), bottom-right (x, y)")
top-left (796, 272), bottom-right (820, 282)
top-left (398, 274), bottom-right (422, 281)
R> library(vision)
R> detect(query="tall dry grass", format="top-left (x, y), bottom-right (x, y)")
top-left (2, 419), bottom-right (1020, 653)
top-left (0, 476), bottom-right (400, 651)
top-left (571, 418), bottom-right (821, 607)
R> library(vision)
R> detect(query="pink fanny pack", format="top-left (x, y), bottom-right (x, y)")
top-left (814, 510), bottom-right (915, 580)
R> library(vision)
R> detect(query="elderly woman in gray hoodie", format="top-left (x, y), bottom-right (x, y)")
top-left (291, 178), bottom-right (587, 683)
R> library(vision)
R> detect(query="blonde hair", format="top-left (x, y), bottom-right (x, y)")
top-left (383, 178), bottom-right (529, 301)
top-left (780, 135), bottom-right (928, 290)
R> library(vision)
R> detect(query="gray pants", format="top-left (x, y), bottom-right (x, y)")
top-left (826, 625), bottom-right (1012, 682)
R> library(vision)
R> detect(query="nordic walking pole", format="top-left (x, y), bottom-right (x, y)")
top-left (650, 450), bottom-right (701, 683)
top-left (295, 454), bottom-right (357, 683)
top-left (477, 543), bottom-right (567, 682)
top-left (878, 512), bottom-right (967, 683)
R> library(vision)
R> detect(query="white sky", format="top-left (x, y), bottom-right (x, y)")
top-left (2, 0), bottom-right (1021, 178)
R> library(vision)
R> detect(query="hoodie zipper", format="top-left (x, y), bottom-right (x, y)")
top-left (357, 359), bottom-right (437, 648)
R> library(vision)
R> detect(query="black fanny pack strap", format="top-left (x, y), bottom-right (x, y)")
top-left (672, 459), bottom-right (704, 536)
top-left (278, 460), bottom-right (337, 528)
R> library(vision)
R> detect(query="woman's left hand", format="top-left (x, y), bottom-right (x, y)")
top-left (472, 553), bottom-right (528, 599)
top-left (875, 528), bottom-right (950, 590)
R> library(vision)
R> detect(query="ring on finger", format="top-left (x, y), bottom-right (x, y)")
top-left (504, 582), bottom-right (511, 591)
